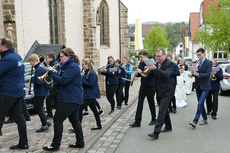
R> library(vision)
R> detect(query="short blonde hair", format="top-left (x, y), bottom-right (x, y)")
top-left (28, 54), bottom-right (39, 62)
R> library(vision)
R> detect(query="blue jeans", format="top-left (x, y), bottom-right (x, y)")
top-left (193, 88), bottom-right (209, 123)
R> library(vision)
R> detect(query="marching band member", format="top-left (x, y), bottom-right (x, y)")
top-left (115, 59), bottom-right (126, 109)
top-left (28, 54), bottom-right (50, 133)
top-left (148, 49), bottom-right (175, 140)
top-left (98, 56), bottom-right (119, 115)
top-left (189, 48), bottom-right (212, 128)
top-left (43, 48), bottom-right (84, 151)
top-left (121, 57), bottom-right (133, 105)
top-left (0, 38), bottom-right (28, 149)
top-left (206, 59), bottom-right (223, 119)
top-left (79, 59), bottom-right (102, 130)
top-left (129, 50), bottom-right (156, 127)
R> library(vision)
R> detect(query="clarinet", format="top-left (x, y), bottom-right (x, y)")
top-left (28, 66), bottom-right (33, 95)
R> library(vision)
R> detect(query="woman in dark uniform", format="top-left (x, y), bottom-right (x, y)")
top-left (43, 48), bottom-right (84, 151)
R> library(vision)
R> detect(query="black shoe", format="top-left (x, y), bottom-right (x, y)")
top-left (5, 119), bottom-right (15, 124)
top-left (212, 115), bottom-right (217, 120)
top-left (10, 144), bottom-right (29, 150)
top-left (148, 132), bottom-right (159, 140)
top-left (108, 110), bottom-right (114, 115)
top-left (68, 128), bottom-right (75, 133)
top-left (117, 106), bottom-right (122, 109)
top-left (83, 112), bottom-right (89, 116)
top-left (36, 126), bottom-right (49, 133)
top-left (69, 144), bottom-right (84, 148)
top-left (43, 145), bottom-right (59, 151)
top-left (98, 110), bottom-right (104, 116)
top-left (207, 111), bottom-right (211, 115)
top-left (149, 120), bottom-right (156, 126)
top-left (0, 131), bottom-right (2, 136)
top-left (26, 118), bottom-right (31, 121)
top-left (161, 128), bottom-right (172, 133)
top-left (91, 126), bottom-right (102, 130)
top-left (125, 103), bottom-right (128, 105)
top-left (173, 110), bottom-right (177, 114)
top-left (129, 122), bottom-right (141, 127)
top-left (47, 122), bottom-right (51, 127)
top-left (169, 110), bottom-right (173, 113)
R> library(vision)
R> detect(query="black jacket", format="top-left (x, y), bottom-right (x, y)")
top-left (149, 58), bottom-right (175, 97)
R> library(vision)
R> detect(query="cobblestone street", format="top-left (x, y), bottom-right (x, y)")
top-left (0, 80), bottom-right (140, 153)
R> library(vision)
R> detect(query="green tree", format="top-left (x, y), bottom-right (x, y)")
top-left (143, 24), bottom-right (168, 58)
top-left (198, 0), bottom-right (230, 52)
top-left (165, 22), bottom-right (186, 51)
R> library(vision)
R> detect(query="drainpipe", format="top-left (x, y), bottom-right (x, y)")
top-left (118, 0), bottom-right (121, 59)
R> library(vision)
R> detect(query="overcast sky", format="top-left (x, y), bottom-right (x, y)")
top-left (121, 0), bottom-right (203, 24)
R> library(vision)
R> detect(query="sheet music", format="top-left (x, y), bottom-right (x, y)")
top-left (188, 66), bottom-right (198, 71)
top-left (121, 78), bottom-right (132, 81)
top-left (109, 68), bottom-right (117, 72)
top-left (144, 59), bottom-right (156, 66)
top-left (212, 67), bottom-right (220, 71)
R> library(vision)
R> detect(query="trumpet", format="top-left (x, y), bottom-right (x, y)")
top-left (38, 63), bottom-right (60, 85)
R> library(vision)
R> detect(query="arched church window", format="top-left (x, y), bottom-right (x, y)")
top-left (98, 0), bottom-right (110, 47)
top-left (48, 0), bottom-right (65, 44)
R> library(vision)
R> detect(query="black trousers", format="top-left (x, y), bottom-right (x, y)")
top-left (34, 96), bottom-right (48, 126)
top-left (46, 86), bottom-right (57, 117)
top-left (106, 85), bottom-right (118, 111)
top-left (79, 99), bottom-right (101, 127)
top-left (168, 95), bottom-right (176, 111)
top-left (8, 98), bottom-right (30, 121)
top-left (135, 86), bottom-right (156, 124)
top-left (116, 84), bottom-right (124, 107)
top-left (84, 100), bottom-right (101, 112)
top-left (51, 102), bottom-right (84, 148)
top-left (154, 95), bottom-right (172, 134)
top-left (122, 83), bottom-right (130, 104)
top-left (206, 90), bottom-right (219, 116)
top-left (0, 95), bottom-right (28, 145)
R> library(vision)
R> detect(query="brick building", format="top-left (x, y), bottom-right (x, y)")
top-left (0, 0), bottom-right (129, 93)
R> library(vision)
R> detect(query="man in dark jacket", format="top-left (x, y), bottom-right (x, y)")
top-left (206, 59), bottom-right (223, 119)
top-left (189, 48), bottom-right (212, 128)
top-left (129, 50), bottom-right (156, 127)
top-left (0, 38), bottom-right (28, 149)
top-left (28, 54), bottom-right (50, 132)
top-left (148, 49), bottom-right (175, 140)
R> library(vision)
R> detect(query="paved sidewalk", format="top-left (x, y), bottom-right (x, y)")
top-left (0, 80), bottom-right (140, 153)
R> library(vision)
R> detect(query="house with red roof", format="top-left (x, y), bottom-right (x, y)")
top-left (188, 12), bottom-right (202, 60)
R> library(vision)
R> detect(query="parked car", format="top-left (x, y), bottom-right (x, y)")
top-left (24, 62), bottom-right (35, 110)
top-left (218, 63), bottom-right (230, 95)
